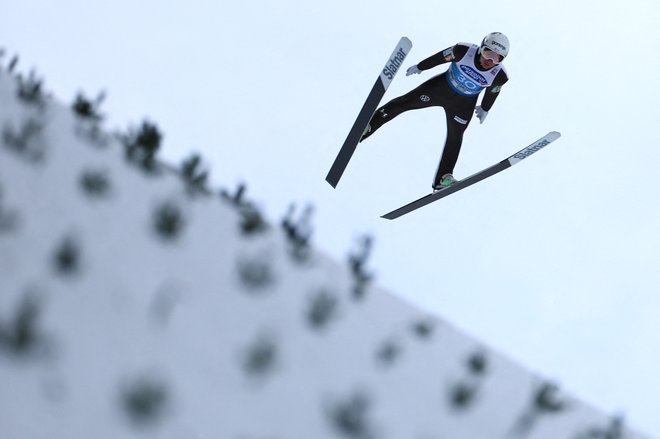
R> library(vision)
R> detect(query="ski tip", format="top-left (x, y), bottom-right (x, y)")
top-left (548, 131), bottom-right (562, 140)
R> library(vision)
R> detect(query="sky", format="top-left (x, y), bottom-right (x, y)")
top-left (3, 0), bottom-right (660, 436)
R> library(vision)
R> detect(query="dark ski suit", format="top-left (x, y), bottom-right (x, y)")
top-left (361, 43), bottom-right (509, 188)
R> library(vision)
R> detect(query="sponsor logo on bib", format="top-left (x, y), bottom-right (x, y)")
top-left (459, 65), bottom-right (488, 85)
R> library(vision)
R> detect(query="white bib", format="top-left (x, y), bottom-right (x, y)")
top-left (446, 44), bottom-right (504, 96)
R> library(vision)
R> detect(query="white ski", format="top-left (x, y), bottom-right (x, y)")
top-left (326, 37), bottom-right (413, 188)
top-left (381, 131), bottom-right (562, 220)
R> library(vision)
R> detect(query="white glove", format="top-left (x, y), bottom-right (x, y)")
top-left (475, 106), bottom-right (488, 124)
top-left (406, 65), bottom-right (421, 76)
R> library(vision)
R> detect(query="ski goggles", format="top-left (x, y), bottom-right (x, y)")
top-left (481, 48), bottom-right (504, 64)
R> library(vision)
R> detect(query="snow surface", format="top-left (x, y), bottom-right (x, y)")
top-left (0, 68), bottom-right (650, 438)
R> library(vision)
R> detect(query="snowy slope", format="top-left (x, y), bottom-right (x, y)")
top-left (0, 68), bottom-right (649, 438)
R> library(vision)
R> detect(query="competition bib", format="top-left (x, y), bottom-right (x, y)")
top-left (446, 44), bottom-right (503, 96)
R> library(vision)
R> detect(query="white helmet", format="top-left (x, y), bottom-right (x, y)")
top-left (481, 32), bottom-right (510, 58)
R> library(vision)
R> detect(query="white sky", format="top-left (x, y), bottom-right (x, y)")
top-left (4, 0), bottom-right (660, 436)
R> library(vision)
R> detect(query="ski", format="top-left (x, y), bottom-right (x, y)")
top-left (326, 37), bottom-right (413, 188)
top-left (381, 131), bottom-right (562, 220)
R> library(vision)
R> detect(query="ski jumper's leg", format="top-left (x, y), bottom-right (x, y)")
top-left (431, 87), bottom-right (478, 187)
top-left (432, 112), bottom-right (472, 184)
top-left (361, 76), bottom-right (443, 141)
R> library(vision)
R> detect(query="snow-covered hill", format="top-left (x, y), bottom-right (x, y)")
top-left (0, 64), bottom-right (649, 438)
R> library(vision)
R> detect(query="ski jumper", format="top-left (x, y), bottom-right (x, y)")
top-left (361, 43), bottom-right (509, 188)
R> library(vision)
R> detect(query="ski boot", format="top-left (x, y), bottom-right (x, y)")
top-left (433, 173), bottom-right (457, 192)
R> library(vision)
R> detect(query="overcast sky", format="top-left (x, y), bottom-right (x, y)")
top-left (4, 0), bottom-right (660, 436)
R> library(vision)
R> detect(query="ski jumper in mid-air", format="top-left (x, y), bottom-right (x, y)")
top-left (360, 32), bottom-right (510, 192)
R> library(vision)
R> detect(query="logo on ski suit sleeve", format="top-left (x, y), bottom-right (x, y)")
top-left (446, 44), bottom-right (502, 96)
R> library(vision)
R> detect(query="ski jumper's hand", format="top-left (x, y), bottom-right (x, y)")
top-left (406, 65), bottom-right (422, 76)
top-left (475, 106), bottom-right (488, 124)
